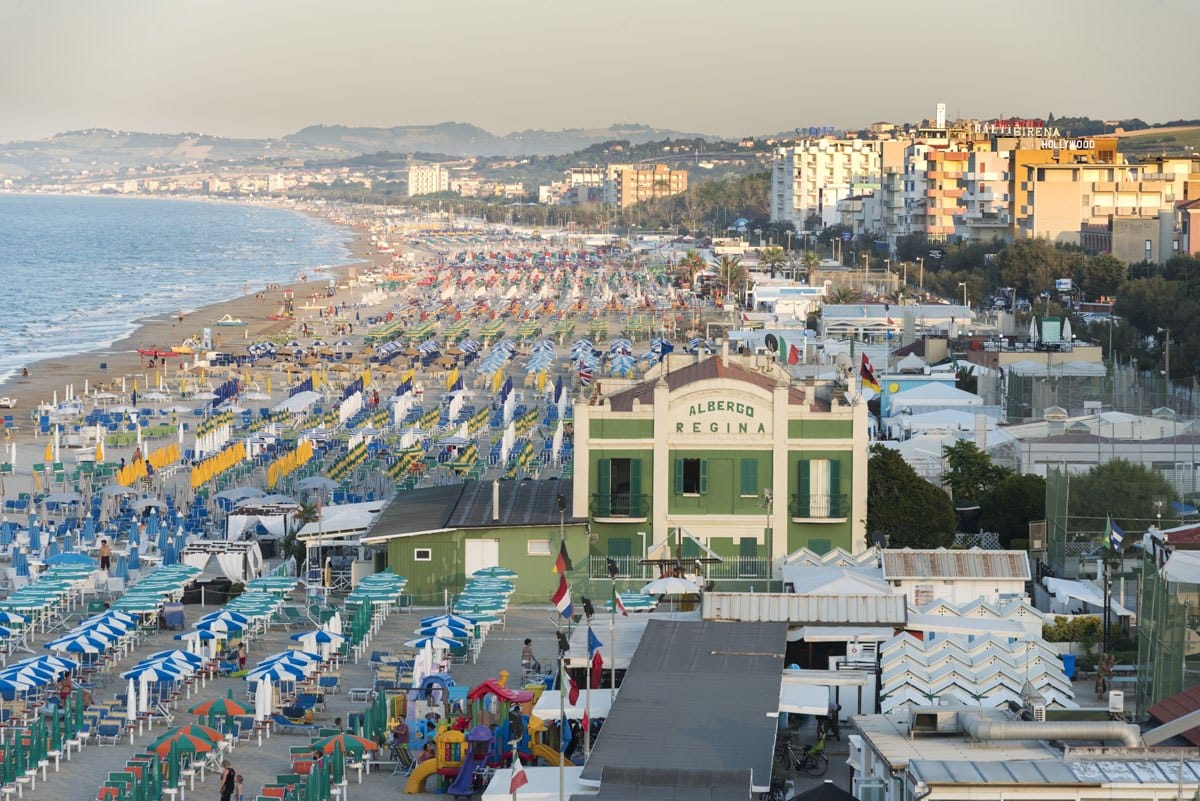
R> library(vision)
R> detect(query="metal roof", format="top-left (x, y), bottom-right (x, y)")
top-left (1148, 684), bottom-right (1200, 746)
top-left (910, 758), bottom-right (1200, 786)
top-left (703, 592), bottom-right (907, 627)
top-left (882, 548), bottom-right (1031, 581)
top-left (362, 479), bottom-right (582, 543)
top-left (579, 620), bottom-right (785, 793)
top-left (852, 713), bottom-right (1054, 771)
top-left (574, 766), bottom-right (752, 801)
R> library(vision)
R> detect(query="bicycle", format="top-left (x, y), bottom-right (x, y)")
top-left (788, 734), bottom-right (829, 777)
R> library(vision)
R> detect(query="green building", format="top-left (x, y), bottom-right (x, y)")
top-left (361, 479), bottom-right (588, 605)
top-left (572, 353), bottom-right (869, 586)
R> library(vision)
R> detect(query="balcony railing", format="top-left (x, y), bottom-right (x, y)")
top-left (591, 493), bottom-right (649, 519)
top-left (791, 492), bottom-right (848, 520)
top-left (587, 555), bottom-right (772, 581)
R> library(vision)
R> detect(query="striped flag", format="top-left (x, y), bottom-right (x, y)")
top-left (860, 353), bottom-right (881, 392)
top-left (578, 366), bottom-right (593, 386)
top-left (552, 574), bottom-right (573, 619)
top-left (614, 591), bottom-right (628, 617)
top-left (509, 755), bottom-right (528, 793)
top-left (554, 540), bottom-right (573, 574)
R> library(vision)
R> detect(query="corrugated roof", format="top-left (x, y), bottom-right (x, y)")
top-left (602, 357), bottom-right (808, 411)
top-left (913, 758), bottom-right (1200, 787)
top-left (852, 713), bottom-right (1053, 771)
top-left (882, 548), bottom-right (1031, 580)
top-left (364, 479), bottom-right (582, 542)
top-left (574, 766), bottom-right (752, 801)
top-left (1148, 684), bottom-right (1200, 746)
top-left (702, 592), bottom-right (908, 626)
top-left (579, 620), bottom-right (785, 792)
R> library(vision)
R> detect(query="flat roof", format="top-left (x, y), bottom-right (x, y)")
top-left (579, 620), bottom-right (786, 793)
top-left (575, 766), bottom-right (752, 801)
top-left (911, 758), bottom-right (1200, 787)
top-left (852, 713), bottom-right (1055, 771)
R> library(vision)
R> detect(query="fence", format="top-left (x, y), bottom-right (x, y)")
top-left (587, 555), bottom-right (773, 581)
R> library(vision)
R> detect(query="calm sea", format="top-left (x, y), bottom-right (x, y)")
top-left (0, 194), bottom-right (350, 383)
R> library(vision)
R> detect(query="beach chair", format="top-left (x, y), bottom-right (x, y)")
top-left (270, 715), bottom-right (318, 736)
top-left (95, 721), bottom-right (123, 747)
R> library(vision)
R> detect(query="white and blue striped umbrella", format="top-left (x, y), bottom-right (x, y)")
top-left (120, 663), bottom-right (183, 682)
top-left (404, 635), bottom-right (459, 650)
top-left (417, 625), bottom-right (469, 639)
top-left (290, 629), bottom-right (346, 645)
top-left (418, 613), bottom-right (477, 628)
top-left (45, 634), bottom-right (109, 654)
top-left (245, 662), bottom-right (305, 683)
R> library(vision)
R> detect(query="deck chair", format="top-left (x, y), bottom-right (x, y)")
top-left (95, 721), bottom-right (123, 746)
top-left (270, 715), bottom-right (318, 736)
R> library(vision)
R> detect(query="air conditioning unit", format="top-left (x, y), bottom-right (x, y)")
top-left (1109, 691), bottom-right (1125, 715)
top-left (1032, 704), bottom-right (1047, 722)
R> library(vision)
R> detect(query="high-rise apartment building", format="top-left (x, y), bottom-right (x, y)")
top-left (604, 164), bottom-right (688, 208)
top-left (770, 139), bottom-right (884, 229)
top-left (406, 164), bottom-right (449, 197)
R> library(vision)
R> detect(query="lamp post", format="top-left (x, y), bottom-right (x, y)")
top-left (1158, 326), bottom-right (1171, 394)
top-left (957, 281), bottom-right (968, 308)
top-left (917, 257), bottom-right (924, 292)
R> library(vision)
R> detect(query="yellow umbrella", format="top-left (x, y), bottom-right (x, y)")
top-left (96, 437), bottom-right (105, 464)
top-left (43, 441), bottom-right (52, 463)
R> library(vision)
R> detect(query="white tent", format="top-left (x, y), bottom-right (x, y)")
top-left (482, 767), bottom-right (592, 801)
top-left (295, 500), bottom-right (386, 541)
top-left (890, 382), bottom-right (983, 411)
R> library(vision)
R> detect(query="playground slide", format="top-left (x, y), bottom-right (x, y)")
top-left (446, 752), bottom-right (480, 797)
top-left (404, 761), bottom-right (439, 794)
top-left (530, 744), bottom-right (568, 767)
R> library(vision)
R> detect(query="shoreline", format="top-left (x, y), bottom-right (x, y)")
top-left (0, 202), bottom-right (379, 418)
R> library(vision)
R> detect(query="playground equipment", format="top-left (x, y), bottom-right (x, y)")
top-left (526, 716), bottom-right (567, 767)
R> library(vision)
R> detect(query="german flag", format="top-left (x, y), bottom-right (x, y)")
top-left (860, 353), bottom-right (881, 392)
top-left (554, 539), bottom-right (573, 574)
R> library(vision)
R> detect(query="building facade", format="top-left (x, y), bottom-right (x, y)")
top-left (771, 139), bottom-right (884, 229)
top-left (407, 164), bottom-right (449, 197)
top-left (604, 164), bottom-right (688, 208)
top-left (572, 354), bottom-right (869, 583)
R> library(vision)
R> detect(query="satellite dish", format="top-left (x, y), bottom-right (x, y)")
top-left (764, 333), bottom-right (779, 354)
top-left (873, 531), bottom-right (888, 549)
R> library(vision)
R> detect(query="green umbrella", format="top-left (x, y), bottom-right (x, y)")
top-left (331, 738), bottom-right (345, 785)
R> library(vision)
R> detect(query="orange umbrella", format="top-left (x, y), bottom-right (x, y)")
top-left (312, 732), bottom-right (379, 756)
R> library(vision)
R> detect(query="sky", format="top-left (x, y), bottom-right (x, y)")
top-left (0, 0), bottom-right (1196, 142)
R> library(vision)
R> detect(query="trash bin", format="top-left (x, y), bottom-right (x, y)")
top-left (1060, 653), bottom-right (1076, 680)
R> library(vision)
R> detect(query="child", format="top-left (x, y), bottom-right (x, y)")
top-left (235, 774), bottom-right (245, 801)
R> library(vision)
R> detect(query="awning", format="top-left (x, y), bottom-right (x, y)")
top-left (790, 626), bottom-right (894, 643)
top-left (1043, 577), bottom-right (1133, 617)
top-left (533, 688), bottom-right (617, 721)
top-left (779, 682), bottom-right (830, 716)
top-left (483, 767), bottom-right (593, 801)
top-left (782, 668), bottom-right (869, 687)
top-left (1163, 550), bottom-right (1200, 585)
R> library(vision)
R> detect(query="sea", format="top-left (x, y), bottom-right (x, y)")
top-left (0, 193), bottom-right (351, 384)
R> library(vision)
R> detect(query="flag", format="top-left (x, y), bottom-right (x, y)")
top-left (886, 317), bottom-right (895, 341)
top-left (559, 713), bottom-right (573, 753)
top-left (588, 627), bottom-right (605, 687)
top-left (552, 574), bottom-right (573, 619)
top-left (509, 755), bottom-right (528, 793)
top-left (860, 353), bottom-right (881, 392)
top-left (560, 661), bottom-right (579, 705)
top-left (787, 343), bottom-right (800, 365)
top-left (659, 340), bottom-right (674, 356)
top-left (554, 540), bottom-right (573, 574)
top-left (578, 366), bottom-right (593, 386)
top-left (581, 709), bottom-right (590, 738)
top-left (1106, 515), bottom-right (1126, 552)
top-left (613, 591), bottom-right (628, 617)
top-left (587, 627), bottom-right (602, 658)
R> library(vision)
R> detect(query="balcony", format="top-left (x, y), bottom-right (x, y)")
top-left (591, 493), bottom-right (650, 522)
top-left (587, 555), bottom-right (772, 581)
top-left (790, 492), bottom-right (849, 522)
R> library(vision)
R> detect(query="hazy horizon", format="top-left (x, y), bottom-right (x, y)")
top-left (2, 0), bottom-right (1195, 143)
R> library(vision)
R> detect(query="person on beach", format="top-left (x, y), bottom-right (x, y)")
top-left (98, 539), bottom-right (112, 571)
top-left (234, 775), bottom-right (244, 801)
top-left (219, 761), bottom-right (236, 801)
top-left (237, 642), bottom-right (247, 671)
top-left (58, 673), bottom-right (72, 704)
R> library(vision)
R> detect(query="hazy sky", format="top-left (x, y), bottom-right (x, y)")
top-left (1, 0), bottom-right (1195, 142)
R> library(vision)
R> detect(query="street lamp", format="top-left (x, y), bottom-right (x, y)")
top-left (1157, 326), bottom-right (1171, 387)
top-left (957, 281), bottom-right (968, 308)
top-left (917, 257), bottom-right (924, 292)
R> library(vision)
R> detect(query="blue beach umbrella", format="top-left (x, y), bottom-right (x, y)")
top-left (28, 516), bottom-right (40, 552)
top-left (417, 625), bottom-right (469, 639)
top-left (129, 542), bottom-right (140, 570)
top-left (45, 552), bottom-right (96, 568)
top-left (404, 636), bottom-right (459, 650)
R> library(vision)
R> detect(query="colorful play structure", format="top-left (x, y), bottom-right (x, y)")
top-left (402, 669), bottom-right (574, 794)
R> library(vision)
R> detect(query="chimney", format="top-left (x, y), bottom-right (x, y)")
top-left (492, 480), bottom-right (500, 522)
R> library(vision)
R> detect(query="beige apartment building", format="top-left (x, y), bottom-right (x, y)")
top-left (604, 164), bottom-right (688, 208)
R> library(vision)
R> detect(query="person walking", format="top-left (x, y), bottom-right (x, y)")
top-left (98, 539), bottom-right (112, 572)
top-left (219, 761), bottom-right (236, 801)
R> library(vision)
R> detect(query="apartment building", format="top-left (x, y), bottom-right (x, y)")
top-left (770, 139), bottom-right (883, 229)
top-left (957, 150), bottom-right (1012, 243)
top-left (604, 164), bottom-right (688, 208)
top-left (406, 164), bottom-right (449, 197)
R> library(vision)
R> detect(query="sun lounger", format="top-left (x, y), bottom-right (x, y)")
top-left (270, 714), bottom-right (319, 735)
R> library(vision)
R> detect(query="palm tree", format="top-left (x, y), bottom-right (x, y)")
top-left (801, 250), bottom-right (821, 279)
top-left (674, 250), bottom-right (707, 288)
top-left (282, 500), bottom-right (321, 564)
top-left (826, 284), bottom-right (862, 304)
top-left (716, 255), bottom-right (747, 308)
top-left (759, 247), bottom-right (787, 279)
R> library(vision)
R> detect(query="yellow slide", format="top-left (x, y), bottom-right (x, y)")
top-left (531, 744), bottom-right (568, 767)
top-left (404, 760), bottom-right (440, 794)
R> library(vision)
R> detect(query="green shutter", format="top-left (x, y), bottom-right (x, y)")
top-left (796, 459), bottom-right (811, 516)
top-left (629, 459), bottom-right (643, 516)
top-left (674, 458), bottom-right (684, 495)
top-left (739, 459), bottom-right (759, 497)
top-left (809, 538), bottom-right (832, 555)
top-left (597, 458), bottom-right (611, 496)
top-left (699, 459), bottom-right (709, 495)
top-left (739, 537), bottom-right (758, 559)
top-left (828, 458), bottom-right (842, 516)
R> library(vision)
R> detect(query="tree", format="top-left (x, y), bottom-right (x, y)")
top-left (759, 246), bottom-right (787, 279)
top-left (1066, 459), bottom-right (1177, 535)
top-left (282, 501), bottom-right (321, 565)
top-left (1081, 254), bottom-right (1126, 299)
top-left (716, 255), bottom-right (746, 306)
top-left (980, 473), bottom-right (1046, 547)
top-left (867, 445), bottom-right (956, 548)
top-left (941, 441), bottom-right (1011, 503)
top-left (998, 238), bottom-right (1064, 299)
top-left (674, 249), bottom-right (706, 288)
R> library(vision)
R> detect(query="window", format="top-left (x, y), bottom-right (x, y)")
top-left (739, 459), bottom-right (760, 498)
top-left (413, 548), bottom-right (432, 562)
top-left (675, 457), bottom-right (707, 495)
top-left (596, 457), bottom-right (642, 517)
top-left (526, 539), bottom-right (551, 556)
top-left (795, 458), bottom-right (843, 517)
top-left (913, 584), bottom-right (935, 606)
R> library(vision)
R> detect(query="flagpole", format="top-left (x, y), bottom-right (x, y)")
top-left (584, 645), bottom-right (591, 758)
top-left (609, 576), bottom-right (617, 703)
top-left (558, 649), bottom-right (565, 801)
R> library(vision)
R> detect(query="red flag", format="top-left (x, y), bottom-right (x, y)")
top-left (614, 593), bottom-right (628, 617)
top-left (582, 709), bottom-right (590, 737)
top-left (787, 343), bottom-right (800, 365)
top-left (860, 353), bottom-right (881, 392)
top-left (591, 650), bottom-right (604, 688)
top-left (509, 756), bottom-right (529, 793)
top-left (561, 663), bottom-right (580, 705)
top-left (553, 539), bottom-right (573, 574)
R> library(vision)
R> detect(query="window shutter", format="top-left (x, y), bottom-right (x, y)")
top-left (828, 458), bottom-right (842, 516)
top-left (597, 458), bottom-right (611, 496)
top-left (629, 460), bottom-right (642, 515)
top-left (740, 459), bottom-right (758, 497)
top-left (797, 459), bottom-right (811, 516)
top-left (699, 459), bottom-right (709, 495)
top-left (674, 458), bottom-right (683, 495)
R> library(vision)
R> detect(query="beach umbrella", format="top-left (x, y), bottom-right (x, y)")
top-left (197, 609), bottom-right (250, 627)
top-left (245, 663), bottom-right (305, 683)
top-left (126, 677), bottom-right (138, 725)
top-left (44, 552), bottom-right (96, 567)
top-left (417, 625), bottom-right (469, 639)
top-left (404, 636), bottom-right (458, 650)
top-left (290, 629), bottom-right (346, 646)
top-left (295, 476), bottom-right (339, 492)
top-left (0, 611), bottom-right (27, 626)
top-left (471, 566), bottom-right (517, 578)
top-left (12, 655), bottom-right (77, 675)
top-left (311, 732), bottom-right (380, 757)
top-left (150, 728), bottom-right (217, 759)
top-left (45, 634), bottom-right (109, 654)
top-left (253, 675), bottom-right (273, 722)
top-left (121, 663), bottom-right (184, 682)
top-left (189, 697), bottom-right (250, 717)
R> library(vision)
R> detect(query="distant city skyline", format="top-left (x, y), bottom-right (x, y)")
top-left (1, 0), bottom-right (1195, 143)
